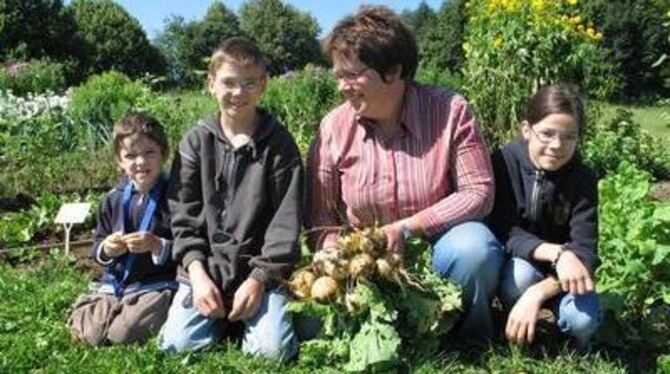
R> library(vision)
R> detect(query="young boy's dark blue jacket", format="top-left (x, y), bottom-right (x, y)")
top-left (168, 109), bottom-right (303, 298)
top-left (92, 177), bottom-right (176, 285)
top-left (487, 137), bottom-right (598, 271)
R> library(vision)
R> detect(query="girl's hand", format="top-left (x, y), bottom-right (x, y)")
top-left (122, 232), bottom-right (161, 255)
top-left (228, 278), bottom-right (264, 322)
top-left (505, 286), bottom-right (544, 345)
top-left (102, 231), bottom-right (127, 257)
top-left (188, 261), bottom-right (227, 318)
top-left (555, 250), bottom-right (594, 295)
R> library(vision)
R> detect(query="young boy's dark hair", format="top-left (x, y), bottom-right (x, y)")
top-left (207, 36), bottom-right (268, 78)
top-left (112, 113), bottom-right (169, 159)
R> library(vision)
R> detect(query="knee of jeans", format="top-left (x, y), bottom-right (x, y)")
top-left (244, 331), bottom-right (297, 360)
top-left (159, 325), bottom-right (199, 353)
top-left (432, 222), bottom-right (502, 279)
top-left (558, 293), bottom-right (601, 343)
top-left (499, 258), bottom-right (543, 306)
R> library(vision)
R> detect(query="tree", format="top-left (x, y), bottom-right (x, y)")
top-left (240, 0), bottom-right (321, 75)
top-left (69, 0), bottom-right (164, 79)
top-left (419, 0), bottom-right (466, 73)
top-left (0, 0), bottom-right (79, 62)
top-left (401, 1), bottom-right (437, 42)
top-left (156, 2), bottom-right (241, 87)
top-left (581, 0), bottom-right (670, 99)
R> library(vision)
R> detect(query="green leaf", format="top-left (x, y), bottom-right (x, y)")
top-left (344, 318), bottom-right (401, 372)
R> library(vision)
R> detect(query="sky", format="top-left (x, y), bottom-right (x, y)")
top-left (112, 1), bottom-right (443, 40)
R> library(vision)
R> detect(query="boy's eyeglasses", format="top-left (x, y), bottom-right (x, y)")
top-left (333, 67), bottom-right (369, 83)
top-left (530, 126), bottom-right (580, 144)
top-left (219, 79), bottom-right (262, 92)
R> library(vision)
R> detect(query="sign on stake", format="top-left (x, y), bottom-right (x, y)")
top-left (55, 203), bottom-right (91, 255)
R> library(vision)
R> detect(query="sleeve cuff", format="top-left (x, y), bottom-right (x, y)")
top-left (95, 243), bottom-right (114, 265)
top-left (182, 249), bottom-right (207, 271)
top-left (152, 238), bottom-right (172, 266)
top-left (249, 267), bottom-right (273, 289)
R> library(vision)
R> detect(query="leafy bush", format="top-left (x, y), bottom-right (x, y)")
top-left (0, 59), bottom-right (71, 95)
top-left (69, 0), bottom-right (165, 79)
top-left (582, 109), bottom-right (670, 179)
top-left (596, 162), bottom-right (670, 349)
top-left (261, 65), bottom-right (339, 154)
top-left (156, 3), bottom-right (242, 87)
top-left (415, 63), bottom-right (462, 90)
top-left (418, 0), bottom-right (466, 75)
top-left (462, 0), bottom-right (618, 148)
top-left (68, 71), bottom-right (154, 147)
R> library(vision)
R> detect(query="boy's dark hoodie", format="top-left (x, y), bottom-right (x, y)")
top-left (488, 137), bottom-right (598, 271)
top-left (168, 109), bottom-right (303, 298)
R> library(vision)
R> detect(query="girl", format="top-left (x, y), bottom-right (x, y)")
top-left (488, 83), bottom-right (601, 349)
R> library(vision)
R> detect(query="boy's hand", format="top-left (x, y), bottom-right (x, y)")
top-left (555, 251), bottom-right (594, 295)
top-left (505, 286), bottom-right (543, 345)
top-left (122, 232), bottom-right (161, 255)
top-left (102, 231), bottom-right (128, 257)
top-left (228, 278), bottom-right (264, 322)
top-left (189, 261), bottom-right (227, 318)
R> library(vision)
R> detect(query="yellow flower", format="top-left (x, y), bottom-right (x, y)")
top-left (494, 36), bottom-right (504, 48)
top-left (570, 15), bottom-right (582, 24)
top-left (531, 0), bottom-right (546, 11)
top-left (567, 0), bottom-right (578, 5)
top-left (586, 27), bottom-right (596, 37)
top-left (594, 32), bottom-right (604, 41)
top-left (462, 42), bottom-right (471, 53)
top-left (577, 24), bottom-right (585, 32)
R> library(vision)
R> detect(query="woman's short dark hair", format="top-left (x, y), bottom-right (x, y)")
top-left (323, 5), bottom-right (418, 82)
top-left (113, 113), bottom-right (168, 159)
top-left (524, 83), bottom-right (586, 131)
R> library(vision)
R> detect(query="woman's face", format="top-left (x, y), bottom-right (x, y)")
top-left (331, 53), bottom-right (394, 120)
top-left (521, 113), bottom-right (580, 171)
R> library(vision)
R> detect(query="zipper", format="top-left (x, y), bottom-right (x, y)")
top-left (529, 169), bottom-right (544, 223)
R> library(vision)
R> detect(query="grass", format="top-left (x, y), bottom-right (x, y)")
top-left (0, 255), bottom-right (662, 373)
top-left (599, 101), bottom-right (670, 142)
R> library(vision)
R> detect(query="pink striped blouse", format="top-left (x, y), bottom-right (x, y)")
top-left (306, 82), bottom-right (494, 250)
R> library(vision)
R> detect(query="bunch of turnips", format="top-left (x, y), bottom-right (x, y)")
top-left (288, 227), bottom-right (423, 305)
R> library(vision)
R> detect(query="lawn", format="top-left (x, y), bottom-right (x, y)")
top-left (0, 254), bottom-right (663, 373)
top-left (600, 101), bottom-right (670, 144)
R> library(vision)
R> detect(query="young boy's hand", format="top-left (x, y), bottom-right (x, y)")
top-left (228, 277), bottom-right (264, 322)
top-left (505, 285), bottom-right (543, 345)
top-left (102, 231), bottom-right (128, 257)
top-left (188, 261), bottom-right (227, 319)
top-left (122, 232), bottom-right (161, 255)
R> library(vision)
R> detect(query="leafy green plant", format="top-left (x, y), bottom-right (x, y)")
top-left (582, 109), bottom-right (670, 179)
top-left (68, 71), bottom-right (154, 147)
top-left (462, 0), bottom-right (618, 148)
top-left (0, 59), bottom-right (72, 96)
top-left (596, 162), bottom-right (670, 348)
top-left (262, 65), bottom-right (339, 155)
top-left (288, 238), bottom-right (462, 371)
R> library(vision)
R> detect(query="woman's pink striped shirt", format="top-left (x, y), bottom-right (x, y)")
top-left (306, 82), bottom-right (494, 249)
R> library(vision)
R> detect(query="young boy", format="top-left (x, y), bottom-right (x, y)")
top-left (159, 37), bottom-right (302, 360)
top-left (68, 113), bottom-right (177, 346)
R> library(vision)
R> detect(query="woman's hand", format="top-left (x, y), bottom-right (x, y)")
top-left (505, 285), bottom-right (544, 345)
top-left (188, 261), bottom-right (227, 318)
top-left (555, 250), bottom-right (594, 295)
top-left (381, 222), bottom-right (405, 253)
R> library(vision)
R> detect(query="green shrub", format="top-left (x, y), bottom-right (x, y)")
top-left (462, 0), bottom-right (619, 148)
top-left (596, 162), bottom-right (670, 349)
top-left (582, 109), bottom-right (670, 179)
top-left (261, 65), bottom-right (340, 154)
top-left (0, 59), bottom-right (71, 95)
top-left (68, 71), bottom-right (154, 147)
top-left (415, 63), bottom-right (462, 90)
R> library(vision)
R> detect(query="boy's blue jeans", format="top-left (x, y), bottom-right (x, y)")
top-left (499, 257), bottom-right (602, 349)
top-left (158, 283), bottom-right (297, 360)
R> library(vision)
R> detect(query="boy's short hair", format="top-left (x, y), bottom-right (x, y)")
top-left (323, 5), bottom-right (418, 82)
top-left (113, 113), bottom-right (169, 158)
top-left (207, 37), bottom-right (268, 78)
